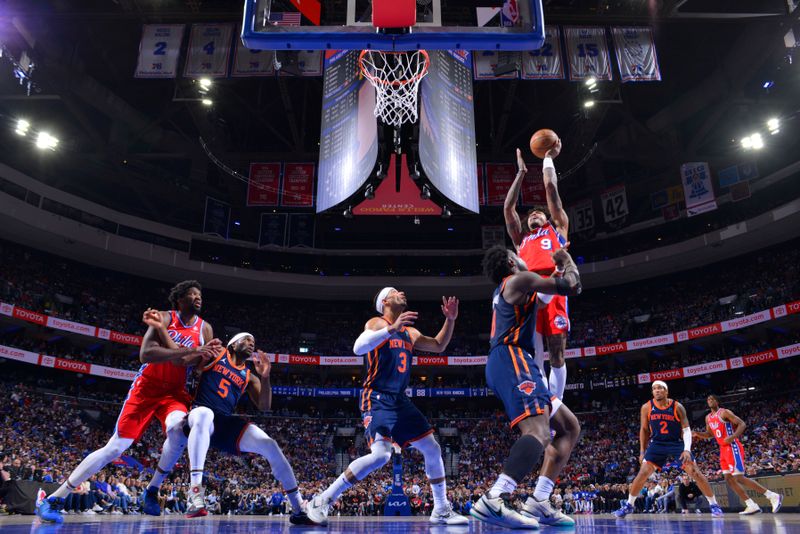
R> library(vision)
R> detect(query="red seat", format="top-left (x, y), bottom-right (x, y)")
top-left (372, 0), bottom-right (416, 29)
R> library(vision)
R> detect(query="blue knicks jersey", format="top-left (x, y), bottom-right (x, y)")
top-left (360, 321), bottom-right (413, 405)
top-left (489, 277), bottom-right (538, 355)
top-left (193, 350), bottom-right (250, 416)
top-left (648, 399), bottom-right (682, 443)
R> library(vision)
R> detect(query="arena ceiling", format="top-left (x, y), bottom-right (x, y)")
top-left (0, 0), bottom-right (797, 245)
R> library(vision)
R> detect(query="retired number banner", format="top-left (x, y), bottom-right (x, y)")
top-left (611, 27), bottom-right (661, 82)
top-left (247, 163), bottom-right (281, 206)
top-left (681, 162), bottom-right (718, 217)
top-left (184, 23), bottom-right (234, 78)
top-left (485, 163), bottom-right (517, 206)
top-left (564, 27), bottom-right (612, 82)
top-left (522, 27), bottom-right (565, 80)
top-left (600, 184), bottom-right (628, 222)
top-left (135, 25), bottom-right (185, 78)
top-left (233, 29), bottom-right (275, 77)
top-left (569, 198), bottom-right (595, 232)
top-left (473, 51), bottom-right (519, 80)
top-left (281, 163), bottom-right (315, 207)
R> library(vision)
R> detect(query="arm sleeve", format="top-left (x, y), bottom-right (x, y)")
top-left (683, 426), bottom-right (692, 451)
top-left (353, 327), bottom-right (391, 356)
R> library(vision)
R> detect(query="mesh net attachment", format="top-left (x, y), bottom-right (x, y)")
top-left (358, 49), bottom-right (430, 128)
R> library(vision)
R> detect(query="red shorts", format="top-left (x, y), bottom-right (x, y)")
top-left (114, 381), bottom-right (191, 441)
top-left (536, 295), bottom-right (570, 336)
top-left (719, 441), bottom-right (746, 474)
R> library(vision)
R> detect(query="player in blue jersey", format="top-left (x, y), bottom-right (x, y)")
top-left (182, 332), bottom-right (316, 525)
top-left (471, 245), bottom-right (582, 530)
top-left (307, 288), bottom-right (468, 526)
top-left (615, 380), bottom-right (722, 518)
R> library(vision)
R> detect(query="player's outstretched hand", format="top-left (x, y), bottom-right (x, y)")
top-left (679, 451), bottom-right (693, 465)
top-left (253, 350), bottom-right (271, 377)
top-left (551, 248), bottom-right (574, 270)
top-left (441, 296), bottom-right (459, 321)
top-left (545, 138), bottom-right (562, 159)
top-left (723, 436), bottom-right (735, 445)
top-left (389, 311), bottom-right (418, 333)
top-left (142, 308), bottom-right (162, 328)
top-left (515, 148), bottom-right (528, 175)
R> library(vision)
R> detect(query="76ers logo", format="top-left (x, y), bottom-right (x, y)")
top-left (363, 415), bottom-right (373, 429)
top-left (517, 381), bottom-right (536, 395)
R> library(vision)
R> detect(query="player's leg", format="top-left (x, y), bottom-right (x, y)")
top-left (543, 296), bottom-right (569, 400)
top-left (522, 399), bottom-right (579, 525)
top-left (615, 459), bottom-right (657, 517)
top-left (735, 476), bottom-right (782, 512)
top-left (683, 460), bottom-right (722, 516)
top-left (144, 398), bottom-right (190, 516)
top-left (184, 406), bottom-right (215, 517)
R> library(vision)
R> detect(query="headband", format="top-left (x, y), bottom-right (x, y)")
top-left (227, 332), bottom-right (254, 348)
top-left (375, 287), bottom-right (396, 315)
top-left (652, 380), bottom-right (668, 390)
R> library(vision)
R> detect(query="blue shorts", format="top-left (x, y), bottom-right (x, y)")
top-left (487, 345), bottom-right (552, 428)
top-left (644, 440), bottom-right (694, 470)
top-left (184, 410), bottom-right (251, 456)
top-left (361, 391), bottom-right (432, 447)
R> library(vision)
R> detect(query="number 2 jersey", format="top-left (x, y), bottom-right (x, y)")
top-left (360, 319), bottom-right (413, 410)
top-left (518, 222), bottom-right (567, 276)
top-left (193, 349), bottom-right (251, 416)
top-left (647, 399), bottom-right (683, 443)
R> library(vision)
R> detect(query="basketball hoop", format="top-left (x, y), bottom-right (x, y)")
top-left (358, 49), bottom-right (430, 128)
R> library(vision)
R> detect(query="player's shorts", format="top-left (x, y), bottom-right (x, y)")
top-left (643, 440), bottom-right (694, 470)
top-left (719, 441), bottom-right (746, 474)
top-left (536, 294), bottom-right (570, 337)
top-left (361, 391), bottom-right (432, 448)
top-left (208, 412), bottom-right (251, 456)
top-left (486, 344), bottom-right (552, 428)
top-left (114, 381), bottom-right (191, 441)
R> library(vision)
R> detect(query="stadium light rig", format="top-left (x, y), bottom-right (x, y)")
top-left (15, 119), bottom-right (29, 136)
top-left (35, 131), bottom-right (58, 150)
top-left (767, 118), bottom-right (780, 135)
top-left (741, 133), bottom-right (764, 150)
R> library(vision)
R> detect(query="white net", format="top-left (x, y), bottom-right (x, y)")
top-left (358, 50), bottom-right (430, 128)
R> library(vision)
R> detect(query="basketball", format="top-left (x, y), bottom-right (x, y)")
top-left (530, 129), bottom-right (560, 159)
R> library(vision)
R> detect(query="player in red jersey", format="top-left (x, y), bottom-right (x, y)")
top-left (693, 394), bottom-right (783, 515)
top-left (37, 280), bottom-right (221, 523)
top-left (503, 142), bottom-right (570, 403)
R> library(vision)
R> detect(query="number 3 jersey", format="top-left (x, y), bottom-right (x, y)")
top-left (193, 349), bottom-right (250, 416)
top-left (361, 320), bottom-right (413, 400)
top-left (518, 222), bottom-right (567, 276)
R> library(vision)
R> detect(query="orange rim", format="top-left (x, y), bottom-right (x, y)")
top-left (358, 49), bottom-right (430, 87)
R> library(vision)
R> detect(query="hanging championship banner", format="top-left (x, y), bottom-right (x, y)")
top-left (202, 197), bottom-right (230, 238)
top-left (564, 27), bottom-right (612, 82)
top-left (681, 162), bottom-right (718, 217)
top-left (259, 213), bottom-right (288, 247)
top-left (569, 198), bottom-right (595, 232)
top-left (521, 164), bottom-right (545, 206)
top-left (247, 163), bottom-right (281, 206)
top-left (522, 27), bottom-right (565, 80)
top-left (600, 184), bottom-right (628, 222)
top-left (473, 51), bottom-right (519, 80)
top-left (232, 32), bottom-right (275, 77)
top-left (135, 25), bottom-right (185, 78)
top-left (485, 163), bottom-right (517, 206)
top-left (611, 27), bottom-right (661, 82)
top-left (281, 163), bottom-right (315, 207)
top-left (184, 23), bottom-right (234, 78)
top-left (477, 164), bottom-right (486, 206)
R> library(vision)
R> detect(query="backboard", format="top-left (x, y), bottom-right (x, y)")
top-left (241, 0), bottom-right (545, 52)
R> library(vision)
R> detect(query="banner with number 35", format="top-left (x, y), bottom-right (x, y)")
top-left (135, 25), bottom-right (185, 78)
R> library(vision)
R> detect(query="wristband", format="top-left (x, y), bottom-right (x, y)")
top-left (543, 157), bottom-right (555, 171)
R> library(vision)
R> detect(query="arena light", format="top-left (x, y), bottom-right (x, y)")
top-left (35, 131), bottom-right (58, 150)
top-left (585, 76), bottom-right (597, 87)
top-left (767, 118), bottom-right (780, 134)
top-left (198, 77), bottom-right (212, 89)
top-left (201, 98), bottom-right (213, 106)
top-left (741, 136), bottom-right (753, 149)
top-left (584, 100), bottom-right (595, 108)
top-left (750, 133), bottom-right (764, 150)
top-left (15, 119), bottom-right (29, 136)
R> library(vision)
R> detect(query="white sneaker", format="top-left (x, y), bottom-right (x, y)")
top-left (521, 497), bottom-right (575, 526)
top-left (470, 494), bottom-right (539, 530)
top-left (186, 485), bottom-right (207, 518)
top-left (111, 510), bottom-right (123, 515)
top-left (430, 504), bottom-right (469, 525)
top-left (82, 510), bottom-right (97, 515)
top-left (767, 493), bottom-right (783, 513)
top-left (92, 504), bottom-right (103, 512)
top-left (306, 495), bottom-right (331, 526)
top-left (739, 502), bottom-right (762, 515)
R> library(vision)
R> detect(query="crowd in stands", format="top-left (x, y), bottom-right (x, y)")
top-left (1, 371), bottom-right (798, 517)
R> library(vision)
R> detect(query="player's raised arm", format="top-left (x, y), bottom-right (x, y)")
top-left (719, 409), bottom-right (747, 443)
top-left (506, 249), bottom-right (581, 298)
top-left (353, 313), bottom-right (418, 355)
top-left (639, 403), bottom-right (651, 464)
top-left (139, 310), bottom-right (220, 365)
top-left (246, 350), bottom-right (272, 411)
top-left (408, 297), bottom-right (458, 354)
top-left (503, 149), bottom-right (528, 248)
top-left (542, 139), bottom-right (569, 236)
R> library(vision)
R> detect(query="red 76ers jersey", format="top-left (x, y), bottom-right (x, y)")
top-left (137, 310), bottom-right (205, 391)
top-left (518, 223), bottom-right (567, 276)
